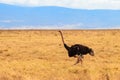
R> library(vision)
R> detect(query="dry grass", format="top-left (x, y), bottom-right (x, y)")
top-left (0, 30), bottom-right (120, 80)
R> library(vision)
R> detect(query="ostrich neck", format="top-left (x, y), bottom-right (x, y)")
top-left (64, 44), bottom-right (70, 51)
top-left (59, 31), bottom-right (70, 51)
top-left (59, 31), bottom-right (65, 44)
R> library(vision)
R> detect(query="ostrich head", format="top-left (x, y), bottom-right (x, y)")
top-left (89, 48), bottom-right (94, 56)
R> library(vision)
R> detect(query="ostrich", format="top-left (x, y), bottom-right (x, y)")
top-left (59, 30), bottom-right (94, 65)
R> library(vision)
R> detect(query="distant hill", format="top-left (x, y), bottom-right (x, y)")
top-left (0, 3), bottom-right (120, 29)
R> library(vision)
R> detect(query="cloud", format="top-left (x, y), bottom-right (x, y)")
top-left (0, 23), bottom-right (83, 29)
top-left (0, 19), bottom-right (23, 23)
top-left (0, 0), bottom-right (120, 9)
top-left (0, 20), bottom-right (12, 23)
top-left (1, 23), bottom-right (120, 30)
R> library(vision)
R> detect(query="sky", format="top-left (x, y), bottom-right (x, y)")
top-left (0, 0), bottom-right (120, 29)
top-left (0, 0), bottom-right (120, 9)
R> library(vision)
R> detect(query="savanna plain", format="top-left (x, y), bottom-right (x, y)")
top-left (0, 30), bottom-right (120, 80)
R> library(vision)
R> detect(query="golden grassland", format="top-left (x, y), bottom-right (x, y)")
top-left (0, 30), bottom-right (120, 80)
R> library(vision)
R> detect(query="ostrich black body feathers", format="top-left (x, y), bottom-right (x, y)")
top-left (59, 30), bottom-right (94, 64)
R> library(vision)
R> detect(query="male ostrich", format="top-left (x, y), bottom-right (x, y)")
top-left (59, 30), bottom-right (94, 65)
